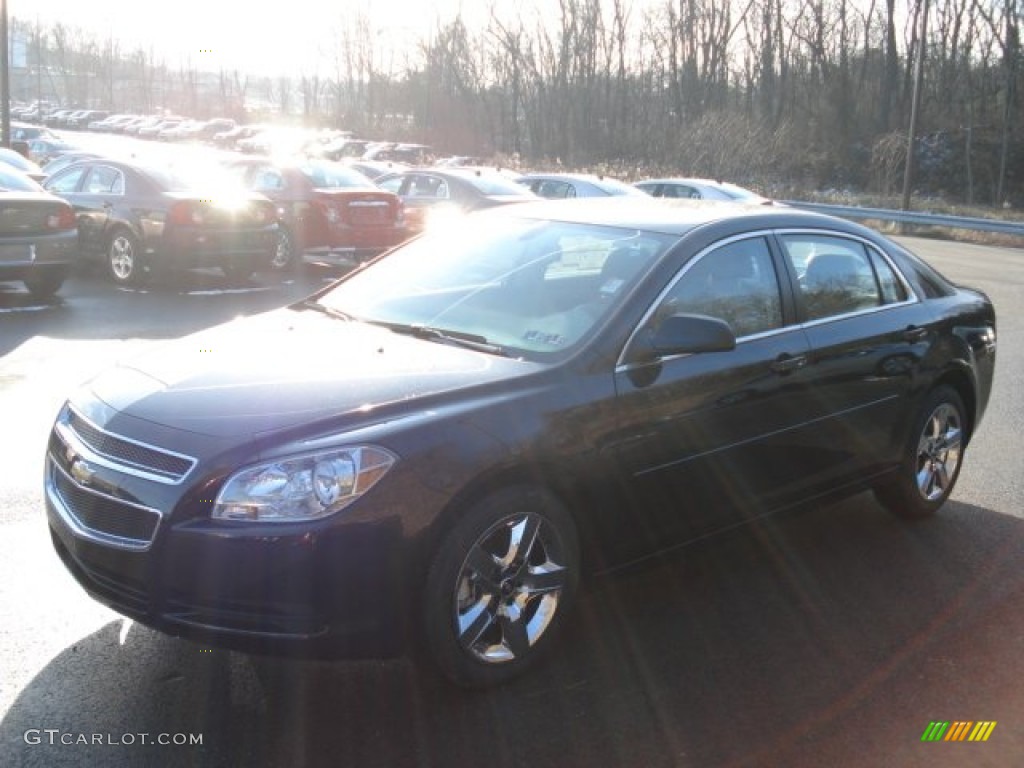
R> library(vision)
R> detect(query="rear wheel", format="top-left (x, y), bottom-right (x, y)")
top-left (422, 486), bottom-right (579, 687)
top-left (875, 385), bottom-right (967, 519)
top-left (107, 230), bottom-right (144, 286)
top-left (269, 228), bottom-right (296, 271)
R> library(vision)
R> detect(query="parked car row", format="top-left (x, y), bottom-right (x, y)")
top-left (4, 108), bottom-right (787, 298)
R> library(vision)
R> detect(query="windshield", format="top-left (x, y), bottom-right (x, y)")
top-left (300, 163), bottom-right (374, 189)
top-left (143, 160), bottom-right (253, 195)
top-left (316, 214), bottom-right (674, 359)
top-left (458, 172), bottom-right (535, 197)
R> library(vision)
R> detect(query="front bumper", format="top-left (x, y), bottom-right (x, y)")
top-left (44, 406), bottom-right (408, 658)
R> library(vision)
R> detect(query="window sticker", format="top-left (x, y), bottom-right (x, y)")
top-left (600, 277), bottom-right (625, 297)
top-left (523, 330), bottom-right (567, 346)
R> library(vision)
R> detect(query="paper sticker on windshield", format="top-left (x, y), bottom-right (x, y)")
top-left (600, 277), bottom-right (625, 297)
top-left (523, 330), bottom-right (566, 346)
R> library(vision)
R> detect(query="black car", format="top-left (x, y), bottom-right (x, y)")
top-left (43, 157), bottom-right (279, 285)
top-left (45, 199), bottom-right (996, 686)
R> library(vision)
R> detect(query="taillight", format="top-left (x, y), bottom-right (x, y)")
top-left (314, 197), bottom-right (345, 226)
top-left (251, 201), bottom-right (274, 224)
top-left (47, 205), bottom-right (77, 231)
top-left (168, 201), bottom-right (204, 226)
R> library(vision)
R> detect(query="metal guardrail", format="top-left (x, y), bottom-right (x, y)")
top-left (782, 201), bottom-right (1024, 237)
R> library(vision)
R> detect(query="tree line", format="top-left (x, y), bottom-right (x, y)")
top-left (12, 1), bottom-right (1023, 205)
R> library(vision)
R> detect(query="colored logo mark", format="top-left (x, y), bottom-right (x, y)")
top-left (921, 721), bottom-right (996, 742)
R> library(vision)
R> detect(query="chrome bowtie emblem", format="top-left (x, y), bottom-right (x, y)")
top-left (70, 459), bottom-right (97, 486)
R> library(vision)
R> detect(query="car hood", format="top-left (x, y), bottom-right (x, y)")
top-left (86, 307), bottom-right (537, 439)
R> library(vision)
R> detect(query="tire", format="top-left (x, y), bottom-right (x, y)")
top-left (24, 267), bottom-right (67, 298)
top-left (221, 261), bottom-right (254, 283)
top-left (875, 385), bottom-right (967, 519)
top-left (422, 486), bottom-right (580, 688)
top-left (107, 229), bottom-right (145, 286)
top-left (269, 228), bottom-right (296, 272)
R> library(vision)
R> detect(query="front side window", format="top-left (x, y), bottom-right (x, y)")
top-left (668, 185), bottom-right (700, 199)
top-left (252, 166), bottom-right (285, 191)
top-left (780, 234), bottom-right (905, 321)
top-left (651, 236), bottom-right (783, 338)
top-left (409, 175), bottom-right (447, 199)
top-left (45, 165), bottom-right (88, 195)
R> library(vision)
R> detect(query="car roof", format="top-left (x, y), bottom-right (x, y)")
top-left (477, 196), bottom-right (864, 237)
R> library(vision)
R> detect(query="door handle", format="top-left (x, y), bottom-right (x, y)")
top-left (770, 353), bottom-right (808, 374)
top-left (901, 325), bottom-right (928, 343)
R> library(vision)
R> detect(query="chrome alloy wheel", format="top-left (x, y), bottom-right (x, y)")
top-left (271, 228), bottom-right (294, 270)
top-left (453, 513), bottom-right (569, 664)
top-left (109, 234), bottom-right (137, 282)
top-left (915, 403), bottom-right (963, 502)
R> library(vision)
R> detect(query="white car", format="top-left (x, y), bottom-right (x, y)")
top-left (635, 178), bottom-right (777, 205)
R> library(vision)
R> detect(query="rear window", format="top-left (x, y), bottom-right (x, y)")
top-left (300, 164), bottom-right (373, 189)
top-left (143, 163), bottom-right (250, 194)
top-left (887, 243), bottom-right (956, 298)
top-left (460, 173), bottom-right (533, 196)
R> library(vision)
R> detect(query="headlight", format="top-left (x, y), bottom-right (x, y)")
top-left (213, 446), bottom-right (396, 522)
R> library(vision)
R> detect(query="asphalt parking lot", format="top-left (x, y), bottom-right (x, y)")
top-left (1, 237), bottom-right (1023, 767)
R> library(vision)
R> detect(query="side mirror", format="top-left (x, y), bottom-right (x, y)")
top-left (648, 313), bottom-right (736, 357)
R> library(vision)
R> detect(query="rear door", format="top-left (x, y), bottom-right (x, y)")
top-left (775, 230), bottom-right (936, 486)
top-left (72, 165), bottom-right (125, 251)
top-left (44, 164), bottom-right (94, 249)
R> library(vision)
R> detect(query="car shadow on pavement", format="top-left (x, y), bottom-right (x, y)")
top-left (4, 494), bottom-right (1024, 768)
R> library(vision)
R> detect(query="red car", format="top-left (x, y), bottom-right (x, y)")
top-left (229, 158), bottom-right (407, 271)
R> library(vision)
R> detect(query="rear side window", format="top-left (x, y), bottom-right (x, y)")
top-left (84, 166), bottom-right (124, 195)
top-left (780, 234), bottom-right (907, 322)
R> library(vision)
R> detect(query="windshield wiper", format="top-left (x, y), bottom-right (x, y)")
top-left (296, 299), bottom-right (353, 321)
top-left (373, 321), bottom-right (509, 357)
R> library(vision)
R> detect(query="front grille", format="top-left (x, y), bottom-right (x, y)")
top-left (63, 407), bottom-right (195, 483)
top-left (50, 459), bottom-right (161, 549)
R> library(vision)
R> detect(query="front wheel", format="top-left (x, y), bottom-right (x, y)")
top-left (269, 228), bottom-right (296, 271)
top-left (422, 486), bottom-right (580, 687)
top-left (875, 385), bottom-right (967, 519)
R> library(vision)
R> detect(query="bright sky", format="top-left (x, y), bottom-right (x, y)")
top-left (10, 0), bottom-right (494, 76)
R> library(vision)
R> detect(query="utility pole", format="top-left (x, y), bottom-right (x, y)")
top-left (1, 0), bottom-right (10, 148)
top-left (901, 0), bottom-right (929, 215)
